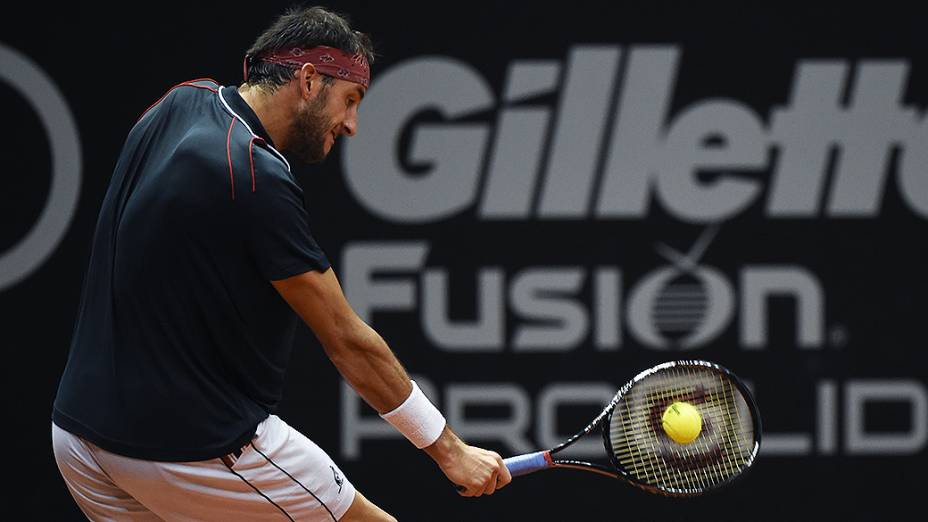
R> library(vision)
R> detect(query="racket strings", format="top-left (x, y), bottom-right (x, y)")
top-left (614, 382), bottom-right (749, 491)
top-left (608, 365), bottom-right (756, 494)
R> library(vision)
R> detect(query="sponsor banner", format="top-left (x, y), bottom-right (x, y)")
top-left (334, 45), bottom-right (927, 464)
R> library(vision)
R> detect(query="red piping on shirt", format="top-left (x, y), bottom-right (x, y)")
top-left (136, 78), bottom-right (219, 123)
top-left (226, 117), bottom-right (237, 200)
top-left (248, 137), bottom-right (266, 193)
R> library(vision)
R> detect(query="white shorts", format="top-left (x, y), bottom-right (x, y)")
top-left (52, 415), bottom-right (356, 521)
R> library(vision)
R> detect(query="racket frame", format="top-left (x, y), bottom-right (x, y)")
top-left (601, 359), bottom-right (762, 496)
top-left (513, 359), bottom-right (762, 496)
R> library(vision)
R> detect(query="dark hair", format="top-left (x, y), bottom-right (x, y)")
top-left (244, 6), bottom-right (375, 91)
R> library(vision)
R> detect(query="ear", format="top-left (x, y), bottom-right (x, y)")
top-left (296, 62), bottom-right (319, 100)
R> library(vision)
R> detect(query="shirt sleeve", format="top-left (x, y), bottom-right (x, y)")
top-left (236, 150), bottom-right (330, 281)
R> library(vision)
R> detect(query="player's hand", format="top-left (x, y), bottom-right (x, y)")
top-left (444, 444), bottom-right (510, 497)
top-left (424, 427), bottom-right (512, 496)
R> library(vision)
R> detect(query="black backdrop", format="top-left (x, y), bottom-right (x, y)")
top-left (2, 2), bottom-right (926, 520)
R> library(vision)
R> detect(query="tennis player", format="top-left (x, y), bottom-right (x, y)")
top-left (51, 6), bottom-right (509, 521)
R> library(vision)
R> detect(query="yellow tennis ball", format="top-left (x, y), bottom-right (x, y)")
top-left (662, 401), bottom-right (702, 444)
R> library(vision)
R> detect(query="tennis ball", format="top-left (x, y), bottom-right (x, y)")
top-left (662, 401), bottom-right (702, 444)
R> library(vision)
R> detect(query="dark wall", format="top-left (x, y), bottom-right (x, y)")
top-left (2, 2), bottom-right (926, 520)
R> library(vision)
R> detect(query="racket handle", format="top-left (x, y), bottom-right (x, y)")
top-left (504, 451), bottom-right (552, 477)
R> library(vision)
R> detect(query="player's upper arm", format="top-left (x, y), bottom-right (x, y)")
top-left (271, 268), bottom-right (362, 350)
top-left (237, 147), bottom-right (330, 281)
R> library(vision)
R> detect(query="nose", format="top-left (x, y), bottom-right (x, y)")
top-left (342, 112), bottom-right (358, 137)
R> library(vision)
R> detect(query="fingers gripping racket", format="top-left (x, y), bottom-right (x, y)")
top-left (504, 360), bottom-right (761, 496)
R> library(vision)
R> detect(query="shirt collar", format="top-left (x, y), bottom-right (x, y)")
top-left (220, 86), bottom-right (276, 148)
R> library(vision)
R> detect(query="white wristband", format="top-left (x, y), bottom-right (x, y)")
top-left (379, 380), bottom-right (446, 449)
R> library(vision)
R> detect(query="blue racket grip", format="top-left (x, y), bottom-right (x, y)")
top-left (504, 451), bottom-right (552, 477)
top-left (454, 450), bottom-right (552, 492)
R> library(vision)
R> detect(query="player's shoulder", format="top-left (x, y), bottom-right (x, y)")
top-left (222, 126), bottom-right (288, 177)
top-left (249, 140), bottom-right (290, 173)
top-left (137, 78), bottom-right (220, 122)
top-left (167, 78), bottom-right (221, 99)
top-left (244, 138), bottom-right (295, 187)
top-left (224, 124), bottom-right (296, 199)
top-left (163, 78), bottom-right (221, 109)
top-left (179, 78), bottom-right (221, 90)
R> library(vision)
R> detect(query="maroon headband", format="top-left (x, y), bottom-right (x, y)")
top-left (244, 45), bottom-right (370, 88)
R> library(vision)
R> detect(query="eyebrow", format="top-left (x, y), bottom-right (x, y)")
top-left (354, 86), bottom-right (366, 101)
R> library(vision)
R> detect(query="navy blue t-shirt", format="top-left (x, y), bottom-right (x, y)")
top-left (53, 80), bottom-right (330, 461)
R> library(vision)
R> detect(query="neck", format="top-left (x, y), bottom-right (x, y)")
top-left (237, 83), bottom-right (293, 150)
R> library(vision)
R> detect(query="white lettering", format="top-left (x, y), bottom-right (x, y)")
top-left (342, 47), bottom-right (928, 222)
top-left (343, 58), bottom-right (493, 222)
top-left (846, 380), bottom-right (927, 455)
top-left (423, 268), bottom-right (504, 351)
top-left (741, 266), bottom-right (824, 350)
top-left (343, 242), bottom-right (428, 323)
top-left (511, 269), bottom-right (588, 351)
top-left (446, 384), bottom-right (534, 454)
top-left (345, 242), bottom-right (823, 352)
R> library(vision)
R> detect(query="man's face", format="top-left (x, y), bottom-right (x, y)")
top-left (289, 77), bottom-right (365, 164)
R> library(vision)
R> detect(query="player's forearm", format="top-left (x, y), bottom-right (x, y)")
top-left (272, 269), bottom-right (451, 451)
top-left (323, 320), bottom-right (412, 414)
top-left (326, 318), bottom-right (451, 453)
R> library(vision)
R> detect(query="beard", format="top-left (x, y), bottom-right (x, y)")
top-left (288, 87), bottom-right (331, 164)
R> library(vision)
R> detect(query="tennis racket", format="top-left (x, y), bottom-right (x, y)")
top-left (504, 360), bottom-right (761, 496)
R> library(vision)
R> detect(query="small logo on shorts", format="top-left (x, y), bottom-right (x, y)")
top-left (330, 465), bottom-right (344, 494)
